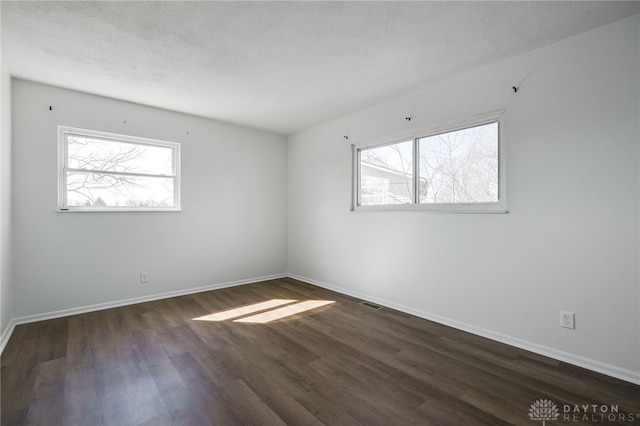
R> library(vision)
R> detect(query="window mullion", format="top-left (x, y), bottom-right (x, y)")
top-left (65, 168), bottom-right (174, 179)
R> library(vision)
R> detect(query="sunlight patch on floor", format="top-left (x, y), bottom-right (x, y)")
top-left (234, 300), bottom-right (335, 324)
top-left (192, 299), bottom-right (295, 321)
top-left (192, 299), bottom-right (335, 324)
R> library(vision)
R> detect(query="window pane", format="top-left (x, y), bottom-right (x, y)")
top-left (66, 172), bottom-right (175, 207)
top-left (418, 122), bottom-right (498, 204)
top-left (360, 140), bottom-right (413, 205)
top-left (67, 135), bottom-right (174, 175)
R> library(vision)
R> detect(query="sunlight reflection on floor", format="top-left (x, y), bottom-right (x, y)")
top-left (192, 299), bottom-right (335, 324)
top-left (234, 300), bottom-right (335, 323)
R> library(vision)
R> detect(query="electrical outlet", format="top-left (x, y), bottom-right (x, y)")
top-left (140, 272), bottom-right (149, 283)
top-left (321, 261), bottom-right (327, 272)
top-left (561, 311), bottom-right (575, 329)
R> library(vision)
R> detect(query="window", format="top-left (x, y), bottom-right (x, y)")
top-left (360, 140), bottom-right (413, 205)
top-left (58, 126), bottom-right (181, 212)
top-left (353, 112), bottom-right (505, 212)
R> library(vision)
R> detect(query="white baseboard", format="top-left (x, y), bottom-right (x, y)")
top-left (0, 319), bottom-right (16, 354)
top-left (288, 273), bottom-right (640, 386)
top-left (4, 273), bottom-right (287, 341)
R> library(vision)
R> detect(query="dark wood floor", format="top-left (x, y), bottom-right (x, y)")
top-left (1, 278), bottom-right (639, 425)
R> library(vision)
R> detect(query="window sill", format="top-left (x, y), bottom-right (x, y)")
top-left (57, 207), bottom-right (182, 213)
top-left (352, 203), bottom-right (508, 214)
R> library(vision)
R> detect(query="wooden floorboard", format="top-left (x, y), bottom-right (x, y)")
top-left (1, 278), bottom-right (639, 425)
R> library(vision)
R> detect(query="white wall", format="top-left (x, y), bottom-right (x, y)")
top-left (288, 16), bottom-right (640, 382)
top-left (0, 9), bottom-right (14, 344)
top-left (12, 80), bottom-right (288, 318)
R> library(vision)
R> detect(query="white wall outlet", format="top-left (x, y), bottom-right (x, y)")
top-left (140, 272), bottom-right (149, 283)
top-left (321, 261), bottom-right (327, 272)
top-left (561, 311), bottom-right (575, 329)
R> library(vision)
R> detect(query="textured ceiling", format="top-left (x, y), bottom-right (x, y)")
top-left (2, 1), bottom-right (639, 135)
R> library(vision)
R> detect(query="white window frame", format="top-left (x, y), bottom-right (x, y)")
top-left (57, 126), bottom-right (181, 212)
top-left (351, 110), bottom-right (506, 213)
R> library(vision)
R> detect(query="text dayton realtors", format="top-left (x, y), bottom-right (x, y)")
top-left (562, 404), bottom-right (637, 423)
